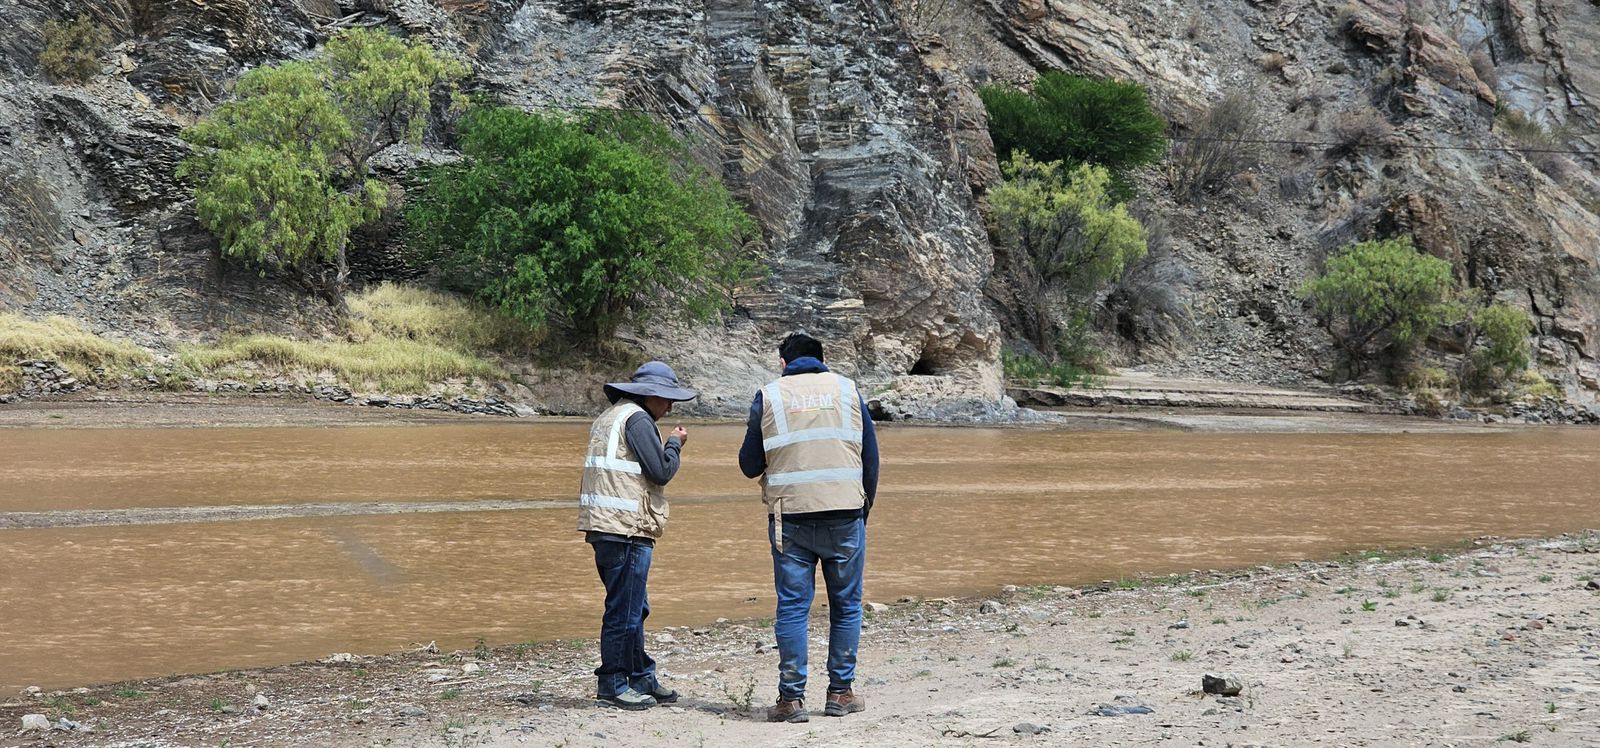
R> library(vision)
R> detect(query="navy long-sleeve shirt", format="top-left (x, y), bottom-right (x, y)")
top-left (738, 357), bottom-right (879, 518)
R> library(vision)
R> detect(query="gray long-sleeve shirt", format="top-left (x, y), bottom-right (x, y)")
top-left (622, 410), bottom-right (682, 486)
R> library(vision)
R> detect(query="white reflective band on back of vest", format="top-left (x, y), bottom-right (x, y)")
top-left (601, 404), bottom-right (643, 472)
top-left (585, 455), bottom-right (642, 474)
top-left (763, 381), bottom-right (788, 434)
top-left (580, 494), bottom-right (641, 512)
top-left (836, 374), bottom-right (853, 432)
top-left (762, 426), bottom-right (863, 451)
top-left (766, 466), bottom-right (864, 486)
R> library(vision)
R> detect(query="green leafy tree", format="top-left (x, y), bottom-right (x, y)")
top-left (988, 154), bottom-right (1147, 366)
top-left (40, 13), bottom-right (112, 82)
top-left (1461, 301), bottom-right (1532, 392)
top-left (1300, 237), bottom-right (1457, 378)
top-left (177, 29), bottom-right (466, 299)
top-left (980, 73), bottom-right (1167, 181)
top-left (407, 107), bottom-right (756, 348)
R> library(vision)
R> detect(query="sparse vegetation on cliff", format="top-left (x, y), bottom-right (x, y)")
top-left (40, 13), bottom-right (112, 83)
top-left (1166, 91), bottom-right (1270, 203)
top-left (1495, 108), bottom-right (1575, 182)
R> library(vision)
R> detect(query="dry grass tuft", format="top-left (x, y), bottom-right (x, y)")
top-left (178, 283), bottom-right (535, 393)
top-left (345, 282), bottom-right (541, 354)
top-left (178, 335), bottom-right (504, 393)
top-left (0, 314), bottom-right (151, 391)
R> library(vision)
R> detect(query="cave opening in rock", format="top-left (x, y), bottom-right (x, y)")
top-left (909, 358), bottom-right (939, 376)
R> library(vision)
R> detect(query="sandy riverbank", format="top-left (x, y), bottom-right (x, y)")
top-left (4, 532), bottom-right (1597, 747)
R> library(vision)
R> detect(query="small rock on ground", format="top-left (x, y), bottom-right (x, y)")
top-left (21, 714), bottom-right (50, 731)
top-left (1090, 704), bottom-right (1154, 717)
top-left (1202, 673), bottom-right (1244, 696)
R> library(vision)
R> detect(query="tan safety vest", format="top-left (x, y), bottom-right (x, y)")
top-left (577, 402), bottom-right (669, 539)
top-left (759, 372), bottom-right (866, 515)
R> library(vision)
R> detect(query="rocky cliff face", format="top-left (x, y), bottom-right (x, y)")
top-left (483, 0), bottom-right (1005, 416)
top-left (956, 0), bottom-right (1600, 402)
top-left (0, 0), bottom-right (1005, 417)
top-left (2, 0), bottom-right (1598, 413)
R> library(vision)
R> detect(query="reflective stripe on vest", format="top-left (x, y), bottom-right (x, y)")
top-left (762, 380), bottom-right (788, 434)
top-left (580, 493), bottom-right (640, 512)
top-left (762, 426), bottom-right (864, 450)
top-left (603, 405), bottom-right (641, 476)
top-left (585, 456), bottom-right (642, 474)
top-left (766, 466), bottom-right (864, 486)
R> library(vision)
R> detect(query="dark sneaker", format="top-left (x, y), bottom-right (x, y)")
top-left (646, 684), bottom-right (679, 704)
top-left (597, 687), bottom-right (657, 711)
top-left (767, 698), bottom-right (809, 723)
top-left (824, 689), bottom-right (865, 717)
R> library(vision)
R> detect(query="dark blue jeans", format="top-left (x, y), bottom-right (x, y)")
top-left (769, 516), bottom-right (865, 701)
top-left (591, 538), bottom-right (658, 698)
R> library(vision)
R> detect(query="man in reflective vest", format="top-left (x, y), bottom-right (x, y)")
top-left (579, 361), bottom-right (696, 710)
top-left (738, 333), bottom-right (880, 723)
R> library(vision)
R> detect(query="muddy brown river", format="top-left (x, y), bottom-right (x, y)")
top-left (2, 421), bottom-right (1598, 691)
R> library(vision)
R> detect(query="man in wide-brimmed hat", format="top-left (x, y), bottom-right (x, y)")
top-left (578, 361), bottom-right (697, 710)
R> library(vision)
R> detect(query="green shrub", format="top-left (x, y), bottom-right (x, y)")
top-left (1517, 370), bottom-right (1561, 400)
top-left (40, 13), bottom-right (112, 83)
top-left (1461, 302), bottom-right (1531, 392)
top-left (178, 29), bottom-right (466, 298)
top-left (407, 107), bottom-right (756, 349)
top-left (979, 72), bottom-right (1167, 181)
top-left (988, 154), bottom-right (1145, 363)
top-left (1300, 237), bottom-right (1457, 379)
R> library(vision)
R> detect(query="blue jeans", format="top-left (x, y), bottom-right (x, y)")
top-left (591, 539), bottom-right (658, 698)
top-left (769, 516), bottom-right (865, 701)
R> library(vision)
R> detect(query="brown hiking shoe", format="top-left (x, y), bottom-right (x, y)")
top-left (766, 698), bottom-right (809, 723)
top-left (824, 689), bottom-right (865, 717)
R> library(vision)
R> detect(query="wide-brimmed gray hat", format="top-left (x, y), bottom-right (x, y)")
top-left (604, 361), bottom-right (698, 404)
